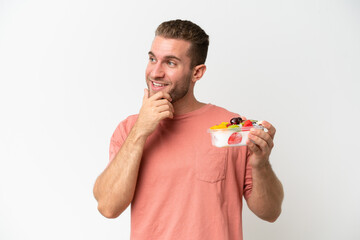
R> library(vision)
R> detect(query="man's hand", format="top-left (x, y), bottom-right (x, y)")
top-left (93, 89), bottom-right (174, 218)
top-left (245, 121), bottom-right (283, 222)
top-left (134, 89), bottom-right (174, 138)
top-left (246, 121), bottom-right (276, 169)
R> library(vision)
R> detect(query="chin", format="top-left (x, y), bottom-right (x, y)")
top-left (149, 89), bottom-right (168, 98)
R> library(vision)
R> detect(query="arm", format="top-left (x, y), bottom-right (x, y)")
top-left (93, 89), bottom-right (174, 218)
top-left (245, 121), bottom-right (284, 222)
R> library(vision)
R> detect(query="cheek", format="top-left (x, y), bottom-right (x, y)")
top-left (145, 64), bottom-right (151, 77)
top-left (167, 69), bottom-right (182, 80)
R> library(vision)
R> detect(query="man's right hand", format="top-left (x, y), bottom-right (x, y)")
top-left (134, 89), bottom-right (174, 137)
top-left (94, 88), bottom-right (173, 218)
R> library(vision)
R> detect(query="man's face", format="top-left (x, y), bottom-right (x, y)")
top-left (145, 36), bottom-right (193, 103)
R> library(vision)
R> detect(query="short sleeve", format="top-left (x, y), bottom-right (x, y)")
top-left (243, 148), bottom-right (253, 200)
top-left (109, 125), bottom-right (125, 163)
top-left (108, 115), bottom-right (138, 164)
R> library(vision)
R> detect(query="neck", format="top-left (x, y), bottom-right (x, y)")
top-left (172, 88), bottom-right (206, 115)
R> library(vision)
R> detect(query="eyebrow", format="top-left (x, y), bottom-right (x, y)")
top-left (148, 51), bottom-right (182, 62)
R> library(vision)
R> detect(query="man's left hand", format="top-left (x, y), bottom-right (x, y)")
top-left (246, 121), bottom-right (276, 168)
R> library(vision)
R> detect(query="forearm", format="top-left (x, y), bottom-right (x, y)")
top-left (94, 90), bottom-right (173, 218)
top-left (247, 162), bottom-right (284, 222)
top-left (93, 125), bottom-right (147, 218)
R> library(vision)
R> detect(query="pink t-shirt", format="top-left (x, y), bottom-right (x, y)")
top-left (109, 104), bottom-right (252, 240)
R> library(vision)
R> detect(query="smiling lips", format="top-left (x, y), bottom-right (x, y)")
top-left (151, 80), bottom-right (169, 91)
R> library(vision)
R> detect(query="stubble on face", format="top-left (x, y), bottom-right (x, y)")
top-left (146, 71), bottom-right (191, 103)
top-left (167, 72), bottom-right (192, 103)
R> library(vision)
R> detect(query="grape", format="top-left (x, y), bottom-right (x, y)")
top-left (230, 117), bottom-right (243, 125)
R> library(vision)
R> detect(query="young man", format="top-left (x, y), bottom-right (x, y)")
top-left (93, 19), bottom-right (284, 240)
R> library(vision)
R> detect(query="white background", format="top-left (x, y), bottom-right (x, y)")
top-left (1, 0), bottom-right (359, 239)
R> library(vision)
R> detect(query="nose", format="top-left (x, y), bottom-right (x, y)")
top-left (150, 62), bottom-right (165, 79)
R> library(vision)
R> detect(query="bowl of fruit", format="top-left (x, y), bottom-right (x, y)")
top-left (208, 117), bottom-right (264, 147)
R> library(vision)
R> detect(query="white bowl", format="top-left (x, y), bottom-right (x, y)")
top-left (208, 125), bottom-right (264, 147)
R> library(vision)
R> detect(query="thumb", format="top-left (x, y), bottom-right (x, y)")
top-left (143, 88), bottom-right (149, 100)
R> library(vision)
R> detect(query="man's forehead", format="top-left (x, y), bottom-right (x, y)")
top-left (149, 36), bottom-right (191, 58)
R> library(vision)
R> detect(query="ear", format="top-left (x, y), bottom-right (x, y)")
top-left (192, 64), bottom-right (206, 83)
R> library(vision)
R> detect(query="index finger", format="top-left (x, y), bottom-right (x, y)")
top-left (259, 120), bottom-right (276, 139)
top-left (150, 91), bottom-right (172, 102)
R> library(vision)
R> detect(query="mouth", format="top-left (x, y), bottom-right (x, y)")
top-left (150, 80), bottom-right (170, 91)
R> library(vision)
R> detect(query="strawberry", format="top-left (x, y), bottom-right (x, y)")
top-left (243, 120), bottom-right (253, 127)
top-left (228, 132), bottom-right (243, 145)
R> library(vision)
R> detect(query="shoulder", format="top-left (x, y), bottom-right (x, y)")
top-left (207, 104), bottom-right (240, 119)
top-left (121, 114), bottom-right (139, 129)
top-left (111, 114), bottom-right (139, 141)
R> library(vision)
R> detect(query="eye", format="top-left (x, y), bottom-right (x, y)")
top-left (149, 56), bottom-right (156, 62)
top-left (167, 61), bottom-right (176, 67)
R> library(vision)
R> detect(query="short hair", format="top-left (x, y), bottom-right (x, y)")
top-left (155, 19), bottom-right (209, 69)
